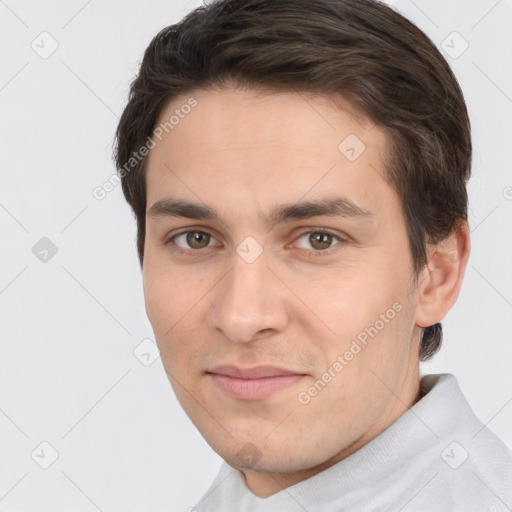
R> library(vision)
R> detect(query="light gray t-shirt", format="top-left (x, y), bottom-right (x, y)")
top-left (194, 373), bottom-right (512, 511)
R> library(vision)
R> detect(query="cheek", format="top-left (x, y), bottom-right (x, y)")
top-left (143, 269), bottom-right (172, 335)
top-left (142, 264), bottom-right (211, 370)
top-left (142, 266), bottom-right (190, 354)
top-left (143, 259), bottom-right (200, 324)
top-left (308, 266), bottom-right (413, 364)
top-left (305, 272), bottom-right (392, 331)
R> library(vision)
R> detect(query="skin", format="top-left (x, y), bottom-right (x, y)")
top-left (142, 85), bottom-right (470, 498)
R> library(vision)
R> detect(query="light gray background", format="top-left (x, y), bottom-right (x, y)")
top-left (1, 0), bottom-right (511, 510)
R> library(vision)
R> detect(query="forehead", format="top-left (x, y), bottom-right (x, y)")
top-left (154, 85), bottom-right (378, 152)
top-left (144, 86), bottom-right (397, 223)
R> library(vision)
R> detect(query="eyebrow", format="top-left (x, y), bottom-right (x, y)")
top-left (147, 197), bottom-right (373, 227)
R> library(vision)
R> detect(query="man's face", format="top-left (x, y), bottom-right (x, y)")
top-left (143, 86), bottom-right (423, 493)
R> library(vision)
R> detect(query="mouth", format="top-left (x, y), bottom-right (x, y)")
top-left (206, 364), bottom-right (307, 400)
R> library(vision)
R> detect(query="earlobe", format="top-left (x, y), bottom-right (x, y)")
top-left (414, 221), bottom-right (471, 328)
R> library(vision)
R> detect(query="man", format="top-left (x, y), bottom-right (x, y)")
top-left (114, 0), bottom-right (512, 509)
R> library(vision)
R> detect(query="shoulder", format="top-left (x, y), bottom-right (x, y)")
top-left (399, 373), bottom-right (512, 511)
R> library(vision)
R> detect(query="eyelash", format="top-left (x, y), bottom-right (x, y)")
top-left (163, 228), bottom-right (347, 256)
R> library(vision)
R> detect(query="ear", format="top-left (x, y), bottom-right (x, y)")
top-left (414, 220), bottom-right (471, 328)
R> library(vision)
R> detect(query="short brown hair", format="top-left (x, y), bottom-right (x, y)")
top-left (113, 0), bottom-right (472, 361)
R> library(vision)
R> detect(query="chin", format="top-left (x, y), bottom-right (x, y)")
top-left (215, 437), bottom-right (314, 473)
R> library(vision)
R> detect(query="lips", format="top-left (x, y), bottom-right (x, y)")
top-left (208, 364), bottom-right (302, 379)
top-left (207, 365), bottom-right (306, 400)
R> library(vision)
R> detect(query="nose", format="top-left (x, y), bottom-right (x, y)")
top-left (208, 251), bottom-right (289, 343)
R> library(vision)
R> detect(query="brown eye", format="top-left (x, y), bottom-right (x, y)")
top-left (309, 232), bottom-right (334, 250)
top-left (171, 230), bottom-right (220, 250)
top-left (294, 230), bottom-right (344, 252)
top-left (186, 231), bottom-right (211, 249)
